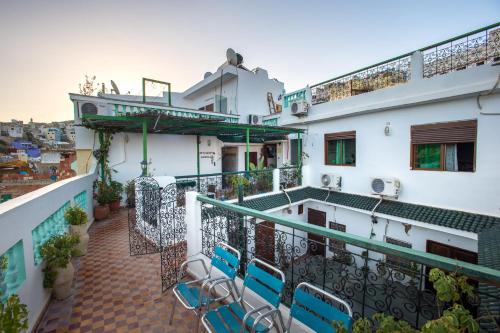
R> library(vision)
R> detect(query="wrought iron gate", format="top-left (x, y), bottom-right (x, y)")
top-left (128, 177), bottom-right (186, 291)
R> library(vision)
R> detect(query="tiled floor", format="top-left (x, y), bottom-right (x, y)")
top-left (36, 209), bottom-right (197, 333)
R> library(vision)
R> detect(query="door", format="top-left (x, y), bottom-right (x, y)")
top-left (245, 152), bottom-right (258, 168)
top-left (307, 209), bottom-right (326, 256)
top-left (263, 144), bottom-right (277, 168)
top-left (255, 221), bottom-right (275, 264)
top-left (222, 147), bottom-right (238, 173)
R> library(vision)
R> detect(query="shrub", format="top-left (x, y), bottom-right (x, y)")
top-left (64, 206), bottom-right (88, 225)
top-left (40, 234), bottom-right (79, 288)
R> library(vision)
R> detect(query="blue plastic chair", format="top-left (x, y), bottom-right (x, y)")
top-left (169, 243), bottom-right (241, 333)
top-left (201, 258), bottom-right (286, 333)
top-left (285, 282), bottom-right (353, 332)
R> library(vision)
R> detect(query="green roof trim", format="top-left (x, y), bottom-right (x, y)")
top-left (239, 187), bottom-right (500, 234)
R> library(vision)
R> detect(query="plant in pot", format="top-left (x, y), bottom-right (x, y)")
top-left (94, 181), bottom-right (113, 221)
top-left (40, 234), bottom-right (79, 300)
top-left (0, 256), bottom-right (29, 333)
top-left (64, 206), bottom-right (89, 256)
top-left (109, 181), bottom-right (123, 212)
top-left (125, 180), bottom-right (135, 208)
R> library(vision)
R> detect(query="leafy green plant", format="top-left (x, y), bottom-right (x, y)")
top-left (0, 295), bottom-right (28, 333)
top-left (225, 175), bottom-right (250, 197)
top-left (0, 256), bottom-right (28, 332)
top-left (64, 206), bottom-right (88, 226)
top-left (95, 181), bottom-right (114, 205)
top-left (109, 180), bottom-right (123, 202)
top-left (40, 234), bottom-right (79, 288)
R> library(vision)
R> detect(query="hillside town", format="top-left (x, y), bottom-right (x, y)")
top-left (0, 118), bottom-right (76, 201)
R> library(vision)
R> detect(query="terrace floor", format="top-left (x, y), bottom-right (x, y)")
top-left (36, 209), bottom-right (195, 333)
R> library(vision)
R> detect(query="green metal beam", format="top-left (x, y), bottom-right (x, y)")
top-left (197, 195), bottom-right (500, 285)
top-left (245, 128), bottom-right (250, 172)
top-left (142, 120), bottom-right (148, 176)
top-left (98, 130), bottom-right (105, 181)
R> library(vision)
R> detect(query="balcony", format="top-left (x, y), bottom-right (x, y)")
top-left (1, 165), bottom-right (499, 332)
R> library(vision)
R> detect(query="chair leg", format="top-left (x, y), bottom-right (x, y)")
top-left (168, 296), bottom-right (177, 325)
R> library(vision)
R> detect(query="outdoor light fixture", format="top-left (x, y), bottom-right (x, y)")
top-left (140, 160), bottom-right (148, 176)
top-left (384, 122), bottom-right (391, 136)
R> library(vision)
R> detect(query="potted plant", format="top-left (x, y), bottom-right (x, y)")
top-left (125, 180), bottom-right (135, 208)
top-left (40, 234), bottom-right (79, 300)
top-left (0, 256), bottom-right (29, 332)
top-left (64, 206), bottom-right (89, 256)
top-left (94, 181), bottom-right (112, 220)
top-left (109, 181), bottom-right (123, 212)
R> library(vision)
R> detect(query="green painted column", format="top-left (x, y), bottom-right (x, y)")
top-left (196, 135), bottom-right (200, 192)
top-left (98, 130), bottom-right (105, 181)
top-left (245, 128), bottom-right (250, 172)
top-left (298, 132), bottom-right (302, 185)
top-left (142, 120), bottom-right (148, 176)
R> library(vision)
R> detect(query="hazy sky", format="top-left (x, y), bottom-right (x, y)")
top-left (0, 0), bottom-right (499, 122)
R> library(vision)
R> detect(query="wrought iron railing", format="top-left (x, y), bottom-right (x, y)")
top-left (175, 169), bottom-right (274, 204)
top-left (310, 55), bottom-right (411, 105)
top-left (198, 196), bottom-right (500, 329)
top-left (278, 165), bottom-right (301, 189)
top-left (422, 23), bottom-right (500, 78)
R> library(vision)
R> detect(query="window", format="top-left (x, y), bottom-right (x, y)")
top-left (298, 204), bottom-right (304, 215)
top-left (411, 120), bottom-right (476, 172)
top-left (385, 237), bottom-right (413, 269)
top-left (198, 103), bottom-right (214, 112)
top-left (328, 221), bottom-right (346, 251)
top-left (215, 95), bottom-right (228, 113)
top-left (324, 131), bottom-right (356, 166)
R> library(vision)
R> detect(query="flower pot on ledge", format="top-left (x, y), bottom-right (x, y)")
top-left (53, 263), bottom-right (74, 300)
top-left (109, 200), bottom-right (121, 212)
top-left (94, 204), bottom-right (109, 221)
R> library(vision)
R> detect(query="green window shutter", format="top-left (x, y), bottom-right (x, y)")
top-left (415, 144), bottom-right (441, 169)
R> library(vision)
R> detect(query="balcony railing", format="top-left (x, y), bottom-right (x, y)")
top-left (310, 22), bottom-right (500, 105)
top-left (197, 195), bottom-right (500, 329)
top-left (175, 169), bottom-right (274, 203)
top-left (422, 24), bottom-right (500, 78)
top-left (278, 165), bottom-right (301, 189)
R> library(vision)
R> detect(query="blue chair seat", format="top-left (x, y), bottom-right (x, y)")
top-left (205, 302), bottom-right (269, 333)
top-left (176, 283), bottom-right (210, 308)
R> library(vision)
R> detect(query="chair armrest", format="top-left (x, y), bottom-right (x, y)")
top-left (240, 305), bottom-right (273, 333)
top-left (252, 308), bottom-right (286, 333)
top-left (178, 258), bottom-right (209, 282)
top-left (203, 278), bottom-right (238, 310)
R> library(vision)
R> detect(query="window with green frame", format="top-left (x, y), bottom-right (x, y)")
top-left (324, 131), bottom-right (356, 166)
top-left (411, 120), bottom-right (476, 172)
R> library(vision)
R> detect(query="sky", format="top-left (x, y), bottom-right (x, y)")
top-left (0, 0), bottom-right (499, 123)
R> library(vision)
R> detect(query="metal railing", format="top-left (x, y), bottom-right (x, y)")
top-left (175, 169), bottom-right (274, 204)
top-left (311, 55), bottom-right (411, 105)
top-left (198, 196), bottom-right (500, 329)
top-left (422, 23), bottom-right (500, 78)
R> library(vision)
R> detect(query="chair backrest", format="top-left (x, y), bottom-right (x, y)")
top-left (289, 282), bottom-right (353, 333)
top-left (210, 243), bottom-right (241, 280)
top-left (242, 258), bottom-right (285, 308)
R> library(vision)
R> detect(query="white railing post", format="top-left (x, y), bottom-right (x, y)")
top-left (273, 168), bottom-right (280, 192)
top-left (411, 51), bottom-right (424, 82)
top-left (185, 191), bottom-right (202, 257)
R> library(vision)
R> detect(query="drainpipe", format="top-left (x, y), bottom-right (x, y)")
top-left (369, 197), bottom-right (383, 239)
top-left (245, 128), bottom-right (250, 172)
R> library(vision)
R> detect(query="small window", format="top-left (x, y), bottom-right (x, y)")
top-left (198, 103), bottom-right (214, 112)
top-left (325, 131), bottom-right (356, 166)
top-left (215, 95), bottom-right (228, 113)
top-left (298, 204), bottom-right (304, 215)
top-left (385, 237), bottom-right (413, 269)
top-left (411, 120), bottom-right (476, 172)
top-left (328, 221), bottom-right (346, 251)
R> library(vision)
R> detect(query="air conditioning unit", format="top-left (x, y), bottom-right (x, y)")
top-left (321, 174), bottom-right (342, 190)
top-left (247, 114), bottom-right (262, 125)
top-left (371, 177), bottom-right (401, 197)
top-left (291, 100), bottom-right (309, 117)
top-left (77, 101), bottom-right (110, 119)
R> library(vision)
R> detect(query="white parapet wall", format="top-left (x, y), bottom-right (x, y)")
top-left (0, 171), bottom-right (96, 331)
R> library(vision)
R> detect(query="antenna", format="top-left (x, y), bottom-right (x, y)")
top-left (226, 48), bottom-right (237, 66)
top-left (110, 80), bottom-right (120, 94)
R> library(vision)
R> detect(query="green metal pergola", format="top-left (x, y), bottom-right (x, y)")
top-left (80, 112), bottom-right (304, 177)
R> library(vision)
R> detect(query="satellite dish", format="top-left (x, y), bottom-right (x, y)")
top-left (204, 72), bottom-right (212, 79)
top-left (236, 53), bottom-right (243, 66)
top-left (110, 80), bottom-right (120, 94)
top-left (226, 48), bottom-right (237, 66)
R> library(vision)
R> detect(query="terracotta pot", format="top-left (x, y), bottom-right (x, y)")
top-left (94, 204), bottom-right (109, 221)
top-left (69, 224), bottom-right (89, 256)
top-left (109, 200), bottom-right (121, 212)
top-left (53, 263), bottom-right (74, 300)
